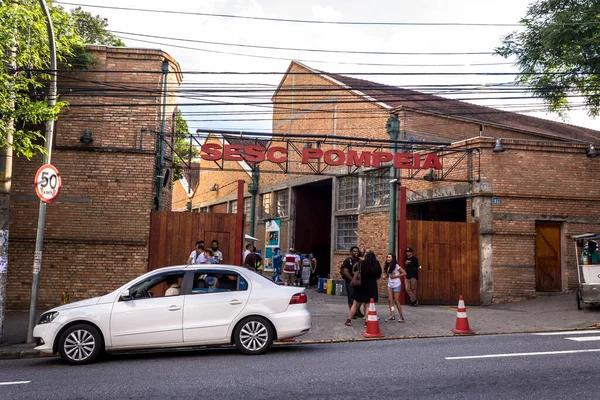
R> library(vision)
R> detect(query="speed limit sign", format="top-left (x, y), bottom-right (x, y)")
top-left (34, 164), bottom-right (62, 203)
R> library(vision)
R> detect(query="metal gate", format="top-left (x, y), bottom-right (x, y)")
top-left (148, 211), bottom-right (240, 270)
top-left (406, 220), bottom-right (480, 305)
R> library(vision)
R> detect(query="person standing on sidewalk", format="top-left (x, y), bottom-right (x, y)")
top-left (384, 253), bottom-right (406, 322)
top-left (211, 240), bottom-right (223, 263)
top-left (404, 247), bottom-right (420, 306)
top-left (283, 248), bottom-right (299, 286)
top-left (341, 246), bottom-right (364, 319)
top-left (188, 241), bottom-right (207, 264)
top-left (345, 251), bottom-right (382, 326)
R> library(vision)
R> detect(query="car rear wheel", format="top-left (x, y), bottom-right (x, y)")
top-left (234, 317), bottom-right (273, 355)
top-left (58, 324), bottom-right (104, 365)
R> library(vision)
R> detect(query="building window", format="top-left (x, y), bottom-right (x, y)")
top-left (336, 215), bottom-right (358, 251)
top-left (228, 200), bottom-right (237, 214)
top-left (274, 189), bottom-right (288, 218)
top-left (244, 197), bottom-right (251, 221)
top-left (365, 169), bottom-right (390, 207)
top-left (260, 193), bottom-right (272, 218)
top-left (200, 206), bottom-right (209, 213)
top-left (337, 176), bottom-right (358, 210)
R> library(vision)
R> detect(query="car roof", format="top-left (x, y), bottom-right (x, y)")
top-left (155, 264), bottom-right (248, 272)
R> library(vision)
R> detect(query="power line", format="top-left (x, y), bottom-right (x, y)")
top-left (56, 2), bottom-right (525, 27)
top-left (112, 30), bottom-right (495, 56)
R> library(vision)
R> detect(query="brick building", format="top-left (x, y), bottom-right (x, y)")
top-left (174, 61), bottom-right (600, 304)
top-left (7, 46), bottom-right (182, 310)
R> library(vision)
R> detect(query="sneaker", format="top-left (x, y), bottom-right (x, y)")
top-left (356, 311), bottom-right (365, 318)
top-left (414, 300), bottom-right (419, 307)
top-left (398, 315), bottom-right (405, 323)
top-left (345, 319), bottom-right (351, 326)
top-left (352, 314), bottom-right (358, 320)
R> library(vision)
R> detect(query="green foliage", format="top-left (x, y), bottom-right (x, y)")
top-left (69, 7), bottom-right (124, 47)
top-left (173, 110), bottom-right (198, 181)
top-left (0, 0), bottom-right (123, 158)
top-left (496, 0), bottom-right (600, 117)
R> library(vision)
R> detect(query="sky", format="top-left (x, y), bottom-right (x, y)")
top-left (55, 0), bottom-right (599, 135)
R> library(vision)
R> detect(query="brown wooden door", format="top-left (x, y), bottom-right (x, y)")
top-left (406, 220), bottom-right (480, 305)
top-left (148, 211), bottom-right (238, 271)
top-left (535, 222), bottom-right (561, 292)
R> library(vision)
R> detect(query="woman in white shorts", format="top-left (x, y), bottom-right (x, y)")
top-left (384, 253), bottom-right (407, 323)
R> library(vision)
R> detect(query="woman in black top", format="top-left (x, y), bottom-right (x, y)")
top-left (345, 251), bottom-right (382, 326)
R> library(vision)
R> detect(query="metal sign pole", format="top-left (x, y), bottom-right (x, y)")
top-left (26, 0), bottom-right (57, 343)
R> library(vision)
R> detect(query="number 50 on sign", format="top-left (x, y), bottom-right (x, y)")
top-left (34, 164), bottom-right (62, 203)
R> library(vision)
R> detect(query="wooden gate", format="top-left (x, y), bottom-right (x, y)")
top-left (148, 211), bottom-right (239, 271)
top-left (535, 222), bottom-right (561, 292)
top-left (406, 220), bottom-right (480, 305)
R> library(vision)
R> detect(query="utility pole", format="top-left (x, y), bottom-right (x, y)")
top-left (26, 0), bottom-right (57, 343)
top-left (0, 0), bottom-right (17, 344)
top-left (386, 114), bottom-right (399, 255)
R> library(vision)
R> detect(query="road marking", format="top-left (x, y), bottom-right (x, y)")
top-left (445, 349), bottom-right (600, 360)
top-left (532, 330), bottom-right (600, 336)
top-left (566, 336), bottom-right (600, 342)
top-left (0, 381), bottom-right (31, 386)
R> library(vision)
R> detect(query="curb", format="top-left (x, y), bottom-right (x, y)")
top-left (1, 325), bottom-right (599, 360)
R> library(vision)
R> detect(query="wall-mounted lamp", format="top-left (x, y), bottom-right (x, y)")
top-left (80, 128), bottom-right (93, 144)
top-left (209, 183), bottom-right (218, 191)
top-left (493, 138), bottom-right (505, 153)
top-left (586, 144), bottom-right (599, 158)
top-left (423, 168), bottom-right (436, 182)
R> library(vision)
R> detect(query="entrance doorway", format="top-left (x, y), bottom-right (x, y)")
top-left (293, 179), bottom-right (332, 278)
top-left (535, 222), bottom-right (562, 292)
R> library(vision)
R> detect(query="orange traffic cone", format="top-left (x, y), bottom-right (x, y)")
top-left (452, 295), bottom-right (474, 335)
top-left (363, 298), bottom-right (384, 338)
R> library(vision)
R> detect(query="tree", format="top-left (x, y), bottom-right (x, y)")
top-left (69, 7), bottom-right (124, 47)
top-left (0, 0), bottom-right (123, 158)
top-left (496, 0), bottom-right (600, 117)
top-left (173, 110), bottom-right (199, 182)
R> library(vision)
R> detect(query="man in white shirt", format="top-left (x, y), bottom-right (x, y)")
top-left (188, 241), bottom-right (207, 264)
top-left (211, 239), bottom-right (224, 263)
top-left (242, 243), bottom-right (253, 265)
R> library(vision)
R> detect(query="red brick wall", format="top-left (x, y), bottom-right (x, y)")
top-left (6, 46), bottom-right (182, 310)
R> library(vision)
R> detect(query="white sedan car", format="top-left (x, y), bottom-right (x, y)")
top-left (33, 265), bottom-right (311, 365)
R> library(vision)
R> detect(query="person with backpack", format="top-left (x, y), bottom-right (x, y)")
top-left (340, 246), bottom-right (364, 319)
top-left (283, 248), bottom-right (299, 286)
top-left (345, 250), bottom-right (382, 326)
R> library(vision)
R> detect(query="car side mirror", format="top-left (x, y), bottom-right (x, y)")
top-left (119, 289), bottom-right (131, 301)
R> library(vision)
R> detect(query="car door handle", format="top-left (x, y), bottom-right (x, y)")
top-left (229, 300), bottom-right (243, 305)
top-left (168, 305), bottom-right (182, 311)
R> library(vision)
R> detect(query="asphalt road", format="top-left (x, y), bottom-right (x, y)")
top-left (1, 330), bottom-right (600, 399)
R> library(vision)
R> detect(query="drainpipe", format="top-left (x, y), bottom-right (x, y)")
top-left (248, 167), bottom-right (259, 237)
top-left (386, 114), bottom-right (399, 255)
top-left (156, 60), bottom-right (169, 210)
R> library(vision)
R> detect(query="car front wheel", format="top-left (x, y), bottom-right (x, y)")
top-left (58, 324), bottom-right (104, 365)
top-left (234, 317), bottom-right (273, 355)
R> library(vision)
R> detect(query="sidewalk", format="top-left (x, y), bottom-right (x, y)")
top-left (1, 290), bottom-right (598, 360)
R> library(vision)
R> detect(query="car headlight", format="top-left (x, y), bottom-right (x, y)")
top-left (38, 312), bottom-right (59, 324)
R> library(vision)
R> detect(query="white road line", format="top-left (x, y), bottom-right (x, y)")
top-left (0, 381), bottom-right (31, 386)
top-left (445, 349), bottom-right (600, 360)
top-left (566, 336), bottom-right (600, 342)
top-left (532, 330), bottom-right (600, 336)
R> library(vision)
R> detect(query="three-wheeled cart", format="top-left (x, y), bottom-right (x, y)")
top-left (573, 233), bottom-right (600, 310)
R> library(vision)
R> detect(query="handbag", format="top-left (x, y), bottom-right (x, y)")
top-left (350, 264), bottom-right (362, 287)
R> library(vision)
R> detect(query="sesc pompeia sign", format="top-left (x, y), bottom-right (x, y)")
top-left (200, 143), bottom-right (442, 170)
